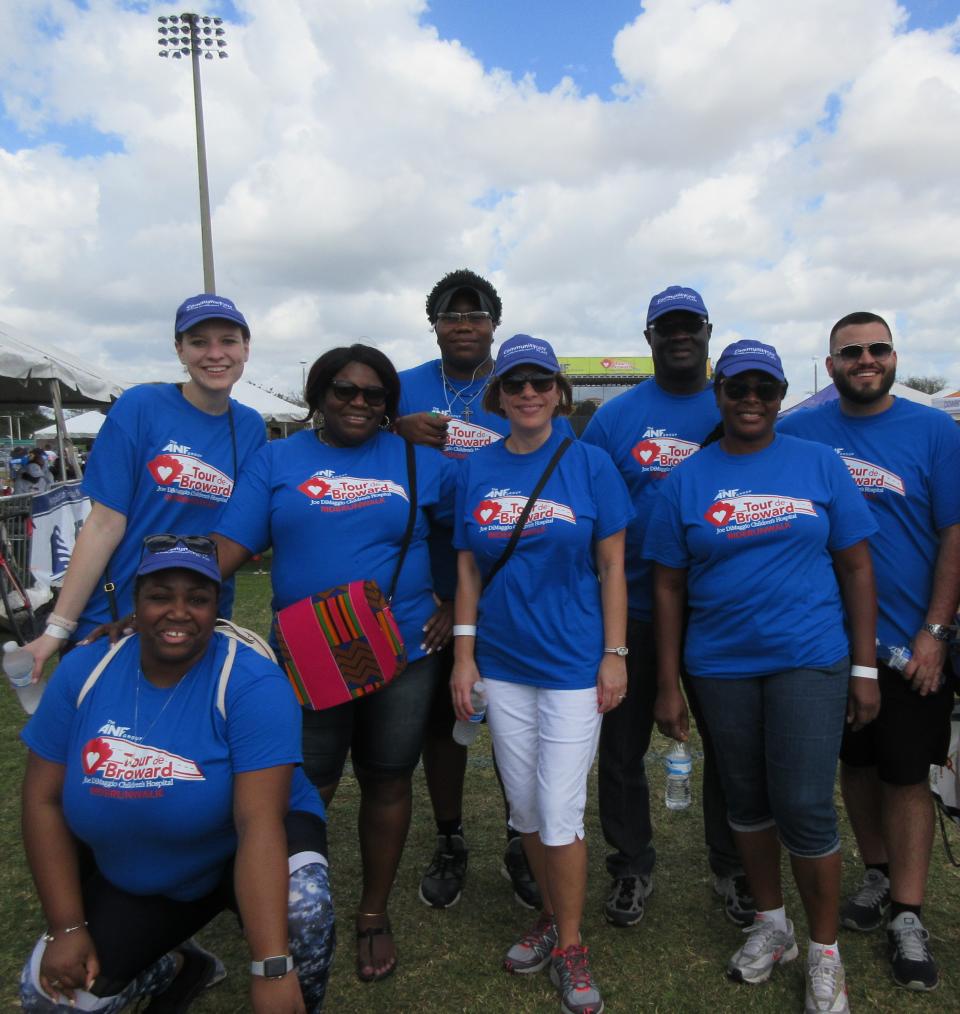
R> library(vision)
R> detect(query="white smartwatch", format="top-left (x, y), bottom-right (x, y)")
top-left (250, 955), bottom-right (294, 979)
top-left (604, 646), bottom-right (629, 657)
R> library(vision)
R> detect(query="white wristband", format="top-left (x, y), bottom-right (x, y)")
top-left (48, 613), bottom-right (78, 634)
top-left (452, 625), bottom-right (477, 637)
top-left (44, 623), bottom-right (72, 641)
top-left (851, 665), bottom-right (878, 680)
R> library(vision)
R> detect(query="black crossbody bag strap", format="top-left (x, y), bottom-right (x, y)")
top-left (387, 439), bottom-right (418, 604)
top-left (482, 437), bottom-right (571, 592)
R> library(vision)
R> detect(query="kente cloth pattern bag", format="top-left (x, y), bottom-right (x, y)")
top-left (274, 440), bottom-right (417, 711)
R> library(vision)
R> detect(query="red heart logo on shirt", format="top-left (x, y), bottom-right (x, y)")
top-left (474, 499), bottom-right (501, 525)
top-left (82, 737), bottom-right (113, 774)
top-left (631, 440), bottom-right (660, 466)
top-left (299, 478), bottom-right (331, 499)
top-left (705, 501), bottom-right (735, 527)
top-left (148, 455), bottom-right (183, 485)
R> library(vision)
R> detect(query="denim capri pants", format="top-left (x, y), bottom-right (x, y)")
top-left (689, 657), bottom-right (849, 859)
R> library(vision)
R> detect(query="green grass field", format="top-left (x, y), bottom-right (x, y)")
top-left (2, 567), bottom-right (959, 1012)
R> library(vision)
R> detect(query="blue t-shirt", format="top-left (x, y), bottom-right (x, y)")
top-left (779, 398), bottom-right (960, 648)
top-left (80, 384), bottom-right (266, 638)
top-left (454, 428), bottom-right (633, 690)
top-left (582, 382), bottom-right (719, 621)
top-left (643, 434), bottom-right (877, 678)
top-left (399, 359), bottom-right (576, 599)
top-left (22, 635), bottom-right (323, 901)
top-left (214, 428), bottom-right (457, 663)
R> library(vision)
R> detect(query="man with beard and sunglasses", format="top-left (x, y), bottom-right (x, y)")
top-left (581, 286), bottom-right (752, 930)
top-left (780, 311), bottom-right (960, 992)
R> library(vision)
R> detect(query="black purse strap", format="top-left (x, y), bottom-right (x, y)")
top-left (387, 439), bottom-right (418, 603)
top-left (482, 437), bottom-right (571, 592)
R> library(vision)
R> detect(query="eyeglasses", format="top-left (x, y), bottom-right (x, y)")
top-left (834, 342), bottom-right (894, 362)
top-left (142, 534), bottom-right (219, 558)
top-left (651, 316), bottom-right (708, 338)
top-left (501, 373), bottom-right (557, 396)
top-left (720, 378), bottom-right (785, 402)
top-left (328, 380), bottom-right (388, 406)
top-left (435, 311), bottom-right (492, 325)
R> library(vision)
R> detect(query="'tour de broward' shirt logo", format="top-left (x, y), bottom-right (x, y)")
top-left (630, 433), bottom-right (700, 474)
top-left (704, 490), bottom-right (817, 539)
top-left (836, 451), bottom-right (906, 497)
top-left (297, 471), bottom-right (409, 512)
top-left (80, 735), bottom-right (203, 791)
top-left (443, 418), bottom-right (502, 459)
top-left (147, 441), bottom-right (232, 505)
top-left (472, 488), bottom-right (576, 536)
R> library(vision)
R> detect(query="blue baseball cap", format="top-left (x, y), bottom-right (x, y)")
top-left (493, 334), bottom-right (562, 376)
top-left (136, 535), bottom-right (221, 585)
top-left (175, 294), bottom-right (249, 336)
top-left (647, 285), bottom-right (709, 325)
top-left (714, 340), bottom-right (786, 383)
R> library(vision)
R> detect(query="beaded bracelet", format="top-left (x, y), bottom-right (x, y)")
top-left (41, 922), bottom-right (88, 943)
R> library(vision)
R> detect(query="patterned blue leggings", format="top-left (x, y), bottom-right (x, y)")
top-left (20, 861), bottom-right (336, 1013)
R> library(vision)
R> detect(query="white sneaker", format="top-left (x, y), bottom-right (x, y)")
top-left (726, 916), bottom-right (799, 984)
top-left (805, 946), bottom-right (849, 1012)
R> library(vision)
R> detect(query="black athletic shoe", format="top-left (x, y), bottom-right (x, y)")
top-left (501, 837), bottom-right (542, 910)
top-left (418, 833), bottom-right (468, 908)
top-left (887, 912), bottom-right (939, 991)
top-left (840, 869), bottom-right (890, 932)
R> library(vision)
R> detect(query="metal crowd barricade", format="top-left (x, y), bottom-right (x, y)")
top-left (0, 492), bottom-right (35, 594)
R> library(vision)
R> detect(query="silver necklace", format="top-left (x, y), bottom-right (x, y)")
top-left (134, 667), bottom-right (193, 742)
top-left (440, 358), bottom-right (492, 422)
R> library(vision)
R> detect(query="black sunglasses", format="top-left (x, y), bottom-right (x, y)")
top-left (328, 380), bottom-right (388, 406)
top-left (652, 316), bottom-right (708, 338)
top-left (142, 534), bottom-right (219, 558)
top-left (834, 342), bottom-right (894, 362)
top-left (720, 378), bottom-right (785, 402)
top-left (501, 373), bottom-right (558, 396)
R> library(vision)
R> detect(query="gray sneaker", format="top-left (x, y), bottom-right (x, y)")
top-left (726, 917), bottom-right (799, 984)
top-left (713, 873), bottom-right (756, 928)
top-left (805, 946), bottom-right (849, 1012)
top-left (602, 874), bottom-right (653, 927)
top-left (503, 914), bottom-right (557, 974)
top-left (549, 944), bottom-right (604, 1014)
top-left (840, 868), bottom-right (890, 932)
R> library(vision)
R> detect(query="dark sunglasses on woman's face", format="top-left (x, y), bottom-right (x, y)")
top-left (328, 380), bottom-right (388, 406)
top-left (651, 316), bottom-right (708, 338)
top-left (834, 342), bottom-right (894, 362)
top-left (142, 534), bottom-right (219, 558)
top-left (501, 373), bottom-right (558, 396)
top-left (720, 378), bottom-right (784, 402)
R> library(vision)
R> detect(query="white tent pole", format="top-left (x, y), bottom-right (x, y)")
top-left (49, 379), bottom-right (68, 482)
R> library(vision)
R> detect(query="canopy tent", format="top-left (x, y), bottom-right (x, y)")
top-left (34, 410), bottom-right (106, 440)
top-left (229, 380), bottom-right (303, 424)
top-left (932, 390), bottom-right (960, 422)
top-left (779, 381), bottom-right (933, 416)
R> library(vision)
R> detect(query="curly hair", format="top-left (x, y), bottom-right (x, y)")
top-left (425, 268), bottom-right (503, 325)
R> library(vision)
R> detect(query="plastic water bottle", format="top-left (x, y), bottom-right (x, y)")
top-left (452, 680), bottom-right (486, 746)
top-left (664, 740), bottom-right (692, 810)
top-left (877, 643), bottom-right (912, 672)
top-left (4, 641), bottom-right (43, 715)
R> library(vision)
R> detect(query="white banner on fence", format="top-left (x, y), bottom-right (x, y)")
top-left (29, 481), bottom-right (91, 587)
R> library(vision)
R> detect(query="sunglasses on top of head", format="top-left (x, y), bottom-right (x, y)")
top-left (141, 534), bottom-right (219, 558)
top-left (328, 380), bottom-right (388, 406)
top-left (500, 373), bottom-right (558, 396)
top-left (834, 341), bottom-right (894, 362)
top-left (720, 378), bottom-right (785, 402)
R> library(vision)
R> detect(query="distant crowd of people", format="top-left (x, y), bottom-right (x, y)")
top-left (11, 276), bottom-right (959, 1014)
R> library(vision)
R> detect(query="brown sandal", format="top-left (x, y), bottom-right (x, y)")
top-left (356, 913), bottom-right (397, 982)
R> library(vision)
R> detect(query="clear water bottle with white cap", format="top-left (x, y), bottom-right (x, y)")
top-left (664, 740), bottom-right (692, 810)
top-left (4, 641), bottom-right (44, 714)
top-left (452, 680), bottom-right (486, 747)
top-left (877, 642), bottom-right (912, 672)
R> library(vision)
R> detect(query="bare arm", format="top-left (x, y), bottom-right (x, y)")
top-left (211, 533), bottom-right (255, 582)
top-left (905, 522), bottom-right (960, 695)
top-left (22, 753), bottom-right (99, 1000)
top-left (450, 550), bottom-right (482, 720)
top-left (652, 563), bottom-right (689, 742)
top-left (831, 539), bottom-right (879, 729)
top-left (393, 412), bottom-right (450, 450)
top-left (234, 766), bottom-right (305, 1014)
top-left (23, 501), bottom-right (127, 678)
top-left (595, 530), bottom-right (628, 714)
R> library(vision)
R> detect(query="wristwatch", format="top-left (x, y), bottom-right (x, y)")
top-left (923, 623), bottom-right (955, 642)
top-left (604, 646), bottom-right (629, 657)
top-left (250, 955), bottom-right (294, 979)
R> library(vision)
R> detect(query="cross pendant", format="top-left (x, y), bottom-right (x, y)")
top-left (463, 408), bottom-right (473, 422)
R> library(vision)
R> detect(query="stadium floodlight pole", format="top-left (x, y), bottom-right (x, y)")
top-left (157, 12), bottom-right (228, 294)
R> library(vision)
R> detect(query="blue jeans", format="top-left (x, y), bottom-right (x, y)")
top-left (689, 658), bottom-right (849, 859)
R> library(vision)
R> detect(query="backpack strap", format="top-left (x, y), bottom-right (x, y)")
top-left (215, 634), bottom-right (238, 721)
top-left (76, 635), bottom-right (135, 707)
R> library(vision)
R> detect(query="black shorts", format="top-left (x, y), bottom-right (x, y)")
top-left (840, 661), bottom-right (955, 786)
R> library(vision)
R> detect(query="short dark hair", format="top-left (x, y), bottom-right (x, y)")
top-left (829, 311), bottom-right (892, 347)
top-left (303, 344), bottom-right (401, 424)
top-left (482, 372), bottom-right (573, 418)
top-left (426, 269), bottom-right (503, 325)
top-left (174, 316), bottom-right (250, 343)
